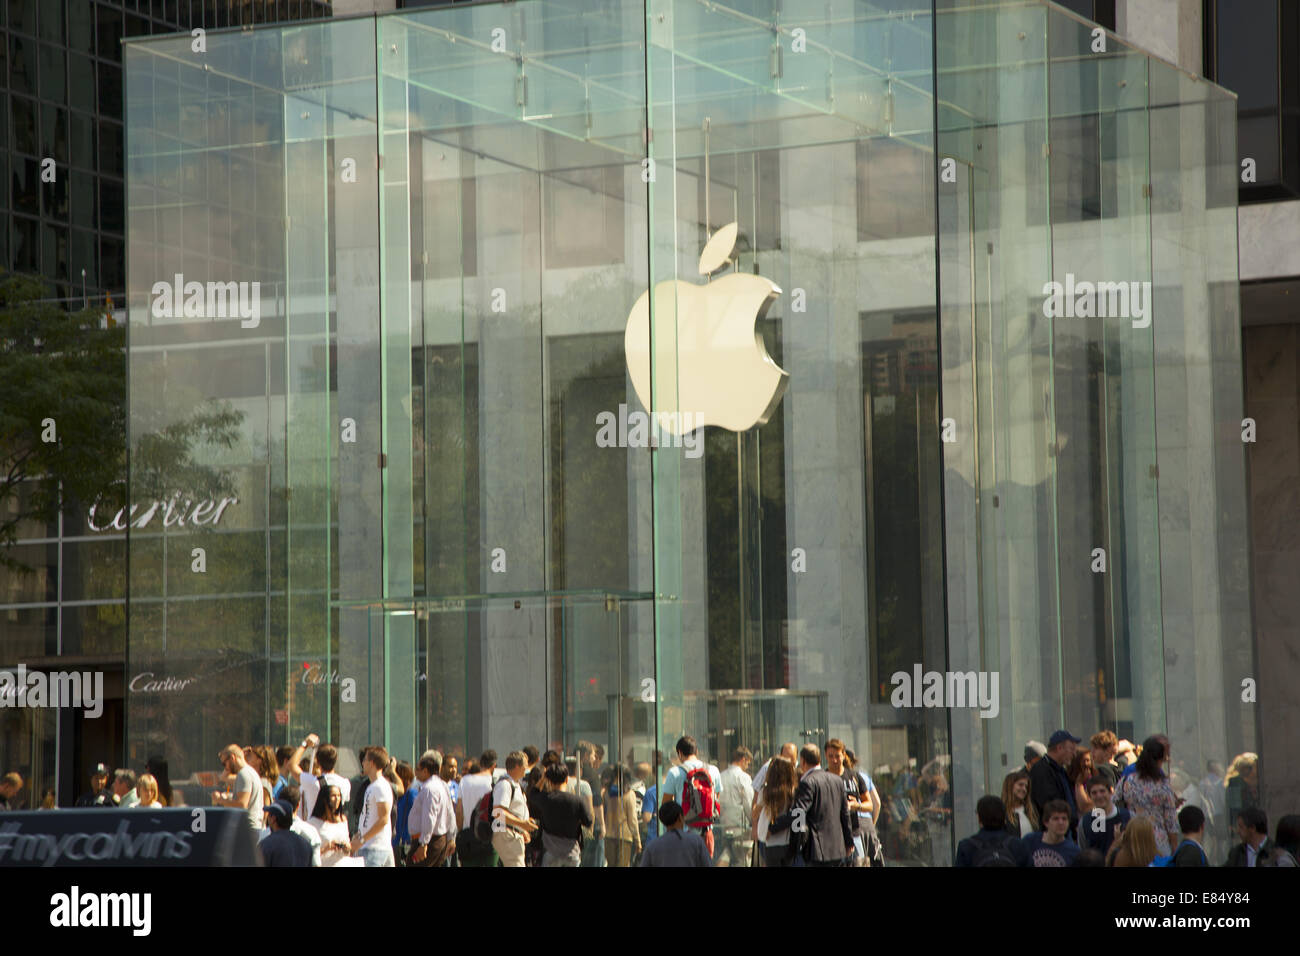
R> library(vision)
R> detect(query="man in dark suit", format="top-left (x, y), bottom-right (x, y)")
top-left (1225, 807), bottom-right (1298, 867)
top-left (769, 744), bottom-right (853, 867)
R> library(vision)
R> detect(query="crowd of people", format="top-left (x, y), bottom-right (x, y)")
top-left (957, 729), bottom-right (1298, 867)
top-left (1, 726), bottom-right (1291, 868)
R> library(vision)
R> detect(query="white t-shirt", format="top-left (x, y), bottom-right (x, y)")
top-left (756, 806), bottom-right (789, 846)
top-left (311, 817), bottom-right (351, 867)
top-left (234, 764), bottom-right (264, 831)
top-left (493, 775), bottom-right (529, 823)
top-left (299, 770), bottom-right (352, 820)
top-left (357, 776), bottom-right (393, 849)
top-left (457, 773), bottom-right (494, 826)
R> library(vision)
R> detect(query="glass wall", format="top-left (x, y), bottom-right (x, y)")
top-left (936, 0), bottom-right (1252, 856)
top-left (123, 0), bottom-right (1249, 862)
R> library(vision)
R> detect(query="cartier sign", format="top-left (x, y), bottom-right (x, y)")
top-left (87, 492), bottom-right (238, 532)
top-left (128, 672), bottom-right (197, 694)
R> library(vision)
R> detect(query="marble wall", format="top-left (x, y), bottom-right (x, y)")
top-left (1243, 323), bottom-right (1300, 824)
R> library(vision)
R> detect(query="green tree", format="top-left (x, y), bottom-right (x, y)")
top-left (0, 273), bottom-right (125, 571)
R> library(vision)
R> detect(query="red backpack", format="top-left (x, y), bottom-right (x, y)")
top-left (680, 766), bottom-right (719, 829)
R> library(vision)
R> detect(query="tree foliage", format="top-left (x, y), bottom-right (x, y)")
top-left (0, 272), bottom-right (125, 571)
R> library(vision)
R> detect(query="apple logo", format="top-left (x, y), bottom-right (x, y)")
top-left (624, 222), bottom-right (789, 434)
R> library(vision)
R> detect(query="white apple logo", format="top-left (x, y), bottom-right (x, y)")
top-left (624, 222), bottom-right (789, 434)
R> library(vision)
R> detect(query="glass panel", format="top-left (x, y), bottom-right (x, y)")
top-left (118, 0), bottom-right (1252, 866)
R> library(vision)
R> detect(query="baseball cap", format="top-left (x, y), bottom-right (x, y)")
top-left (1024, 741), bottom-right (1047, 761)
top-left (1047, 730), bottom-right (1081, 748)
top-left (266, 799), bottom-right (295, 826)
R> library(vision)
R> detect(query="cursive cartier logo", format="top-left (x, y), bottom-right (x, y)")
top-left (87, 492), bottom-right (238, 533)
top-left (128, 672), bottom-right (197, 694)
top-left (301, 664), bottom-right (344, 686)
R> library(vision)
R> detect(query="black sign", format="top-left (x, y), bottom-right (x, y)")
top-left (0, 808), bottom-right (262, 867)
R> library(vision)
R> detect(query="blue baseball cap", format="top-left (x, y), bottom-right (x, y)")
top-left (1048, 730), bottom-right (1081, 748)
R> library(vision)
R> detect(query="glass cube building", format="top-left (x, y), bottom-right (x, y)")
top-left (122, 0), bottom-right (1253, 863)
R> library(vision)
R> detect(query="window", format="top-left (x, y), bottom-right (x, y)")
top-left (39, 44), bottom-right (67, 104)
top-left (41, 103), bottom-right (69, 167)
top-left (1206, 0), bottom-right (1300, 201)
top-left (12, 213), bottom-right (38, 270)
top-left (12, 156), bottom-right (38, 217)
top-left (69, 0), bottom-right (95, 55)
top-left (40, 0), bottom-right (66, 44)
top-left (96, 2), bottom-right (122, 64)
top-left (12, 95), bottom-right (37, 154)
top-left (10, 34), bottom-right (36, 96)
top-left (8, 0), bottom-right (37, 36)
top-left (97, 59), bottom-right (122, 117)
top-left (70, 54), bottom-right (95, 114)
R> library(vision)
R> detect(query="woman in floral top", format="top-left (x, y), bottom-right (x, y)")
top-left (1115, 736), bottom-right (1180, 857)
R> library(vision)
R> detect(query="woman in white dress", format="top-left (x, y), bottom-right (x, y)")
top-left (308, 784), bottom-right (352, 866)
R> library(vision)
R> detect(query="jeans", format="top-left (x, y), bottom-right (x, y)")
top-left (360, 844), bottom-right (395, 867)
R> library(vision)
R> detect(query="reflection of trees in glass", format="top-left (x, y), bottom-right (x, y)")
top-left (0, 273), bottom-right (125, 571)
top-left (132, 402), bottom-right (243, 505)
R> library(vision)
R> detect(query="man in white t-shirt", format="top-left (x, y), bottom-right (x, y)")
top-left (350, 745), bottom-right (394, 866)
top-left (661, 736), bottom-right (723, 859)
top-left (213, 744), bottom-right (265, 833)
top-left (491, 751), bottom-right (538, 867)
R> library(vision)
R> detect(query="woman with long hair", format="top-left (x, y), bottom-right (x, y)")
top-left (393, 760), bottom-right (415, 864)
top-left (145, 756), bottom-right (176, 807)
top-left (1001, 770), bottom-right (1038, 836)
top-left (308, 784), bottom-right (352, 866)
top-left (1107, 815), bottom-right (1156, 867)
top-left (245, 746), bottom-right (278, 808)
top-left (1223, 752), bottom-right (1259, 829)
top-left (753, 755), bottom-right (796, 867)
top-left (601, 764), bottom-right (642, 867)
top-left (1114, 736), bottom-right (1180, 857)
top-left (1069, 749), bottom-right (1096, 817)
top-left (135, 773), bottom-right (163, 809)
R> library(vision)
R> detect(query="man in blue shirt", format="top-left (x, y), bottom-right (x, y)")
top-left (1077, 775), bottom-right (1129, 855)
top-left (661, 736), bottom-right (723, 857)
top-left (636, 762), bottom-right (658, 845)
top-left (1022, 800), bottom-right (1081, 867)
top-left (639, 802), bottom-right (712, 867)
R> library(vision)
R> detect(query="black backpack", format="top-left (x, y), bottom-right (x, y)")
top-left (970, 833), bottom-right (1019, 867)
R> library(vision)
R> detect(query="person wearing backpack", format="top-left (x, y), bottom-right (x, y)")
top-left (490, 751), bottom-right (538, 867)
top-left (955, 795), bottom-right (1029, 867)
top-left (661, 735), bottom-right (723, 858)
top-left (456, 751), bottom-right (499, 867)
